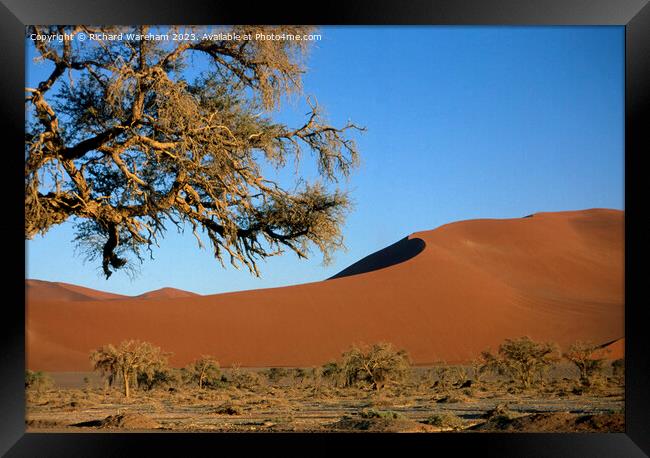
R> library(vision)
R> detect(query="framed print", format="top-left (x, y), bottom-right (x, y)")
top-left (2, 0), bottom-right (649, 455)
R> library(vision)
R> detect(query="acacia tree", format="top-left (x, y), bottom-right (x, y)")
top-left (184, 355), bottom-right (221, 389)
top-left (340, 342), bottom-right (411, 390)
top-left (481, 337), bottom-right (560, 389)
top-left (564, 341), bottom-right (607, 385)
top-left (25, 25), bottom-right (363, 278)
top-left (90, 340), bottom-right (170, 397)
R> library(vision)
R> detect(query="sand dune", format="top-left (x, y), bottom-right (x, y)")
top-left (26, 280), bottom-right (128, 302)
top-left (136, 287), bottom-right (200, 300)
top-left (26, 209), bottom-right (624, 371)
top-left (594, 338), bottom-right (624, 360)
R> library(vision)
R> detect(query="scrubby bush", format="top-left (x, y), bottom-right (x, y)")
top-left (564, 342), bottom-right (606, 386)
top-left (431, 364), bottom-right (471, 392)
top-left (359, 409), bottom-right (404, 420)
top-left (423, 412), bottom-right (464, 430)
top-left (339, 342), bottom-right (411, 390)
top-left (432, 364), bottom-right (452, 391)
top-left (263, 367), bottom-right (289, 384)
top-left (481, 404), bottom-right (515, 429)
top-left (480, 337), bottom-right (560, 389)
top-left (292, 368), bottom-right (307, 383)
top-left (227, 364), bottom-right (262, 389)
top-left (214, 402), bottom-right (243, 415)
top-left (612, 359), bottom-right (624, 380)
top-left (476, 350), bottom-right (504, 379)
top-left (183, 356), bottom-right (221, 389)
top-left (137, 368), bottom-right (178, 391)
top-left (471, 358), bottom-right (485, 383)
top-left (25, 370), bottom-right (53, 392)
top-left (320, 361), bottom-right (342, 384)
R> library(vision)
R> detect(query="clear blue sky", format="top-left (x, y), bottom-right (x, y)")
top-left (26, 26), bottom-right (624, 296)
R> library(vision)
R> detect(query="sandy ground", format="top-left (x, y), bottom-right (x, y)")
top-left (26, 366), bottom-right (624, 433)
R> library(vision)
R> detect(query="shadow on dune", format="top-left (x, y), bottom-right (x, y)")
top-left (328, 237), bottom-right (426, 280)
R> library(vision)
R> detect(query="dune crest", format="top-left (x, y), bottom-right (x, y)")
top-left (27, 209), bottom-right (624, 371)
top-left (26, 280), bottom-right (127, 302)
top-left (135, 287), bottom-right (200, 300)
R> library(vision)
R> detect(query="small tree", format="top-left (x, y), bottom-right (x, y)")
top-left (482, 337), bottom-right (560, 389)
top-left (432, 362), bottom-right (452, 391)
top-left (564, 341), bottom-right (607, 385)
top-left (320, 361), bottom-right (342, 386)
top-left (471, 358), bottom-right (485, 384)
top-left (477, 350), bottom-right (505, 379)
top-left (226, 363), bottom-right (262, 389)
top-left (263, 367), bottom-right (289, 384)
top-left (25, 370), bottom-right (53, 392)
top-left (340, 342), bottom-right (410, 390)
top-left (138, 367), bottom-right (178, 391)
top-left (90, 340), bottom-right (170, 398)
top-left (184, 356), bottom-right (221, 389)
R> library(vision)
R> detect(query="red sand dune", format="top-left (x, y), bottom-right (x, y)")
top-left (135, 287), bottom-right (200, 300)
top-left (26, 279), bottom-right (128, 302)
top-left (26, 208), bottom-right (624, 371)
top-left (594, 338), bottom-right (625, 360)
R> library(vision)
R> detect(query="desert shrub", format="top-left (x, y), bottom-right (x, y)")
top-left (612, 359), bottom-right (625, 379)
top-left (564, 342), bottom-right (606, 386)
top-left (423, 412), bottom-right (464, 430)
top-left (436, 393), bottom-right (469, 403)
top-left (481, 337), bottom-right (560, 389)
top-left (227, 365), bottom-right (262, 389)
top-left (292, 368), bottom-right (307, 382)
top-left (339, 342), bottom-right (411, 390)
top-left (183, 356), bottom-right (221, 389)
top-left (308, 366), bottom-right (323, 386)
top-left (481, 403), bottom-right (514, 427)
top-left (431, 364), bottom-right (469, 391)
top-left (214, 402), bottom-right (243, 415)
top-left (413, 368), bottom-right (433, 390)
top-left (359, 409), bottom-right (404, 420)
top-left (25, 370), bottom-right (53, 392)
top-left (263, 367), bottom-right (289, 384)
top-left (477, 350), bottom-right (504, 378)
top-left (451, 366), bottom-right (469, 387)
top-left (433, 364), bottom-right (452, 391)
top-left (321, 361), bottom-right (342, 384)
top-left (471, 358), bottom-right (485, 383)
top-left (138, 368), bottom-right (178, 391)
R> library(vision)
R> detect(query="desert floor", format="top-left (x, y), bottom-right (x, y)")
top-left (26, 365), bottom-right (624, 433)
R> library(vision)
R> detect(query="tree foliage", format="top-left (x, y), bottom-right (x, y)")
top-left (90, 340), bottom-right (170, 397)
top-left (564, 341), bottom-right (607, 385)
top-left (480, 337), bottom-right (560, 389)
top-left (25, 25), bottom-right (363, 278)
top-left (25, 369), bottom-right (53, 392)
top-left (339, 342), bottom-right (411, 390)
top-left (184, 355), bottom-right (221, 389)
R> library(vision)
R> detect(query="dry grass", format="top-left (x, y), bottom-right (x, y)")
top-left (26, 364), bottom-right (624, 433)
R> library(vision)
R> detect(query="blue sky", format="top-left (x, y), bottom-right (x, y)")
top-left (25, 26), bottom-right (624, 295)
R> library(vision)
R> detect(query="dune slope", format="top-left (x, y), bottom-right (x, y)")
top-left (26, 280), bottom-right (127, 302)
top-left (26, 209), bottom-right (624, 371)
top-left (135, 288), bottom-right (200, 300)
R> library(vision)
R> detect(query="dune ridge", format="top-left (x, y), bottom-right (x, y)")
top-left (135, 288), bottom-right (200, 300)
top-left (26, 209), bottom-right (624, 371)
top-left (25, 281), bottom-right (199, 302)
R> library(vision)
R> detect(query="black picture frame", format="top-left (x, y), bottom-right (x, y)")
top-left (2, 0), bottom-right (648, 455)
